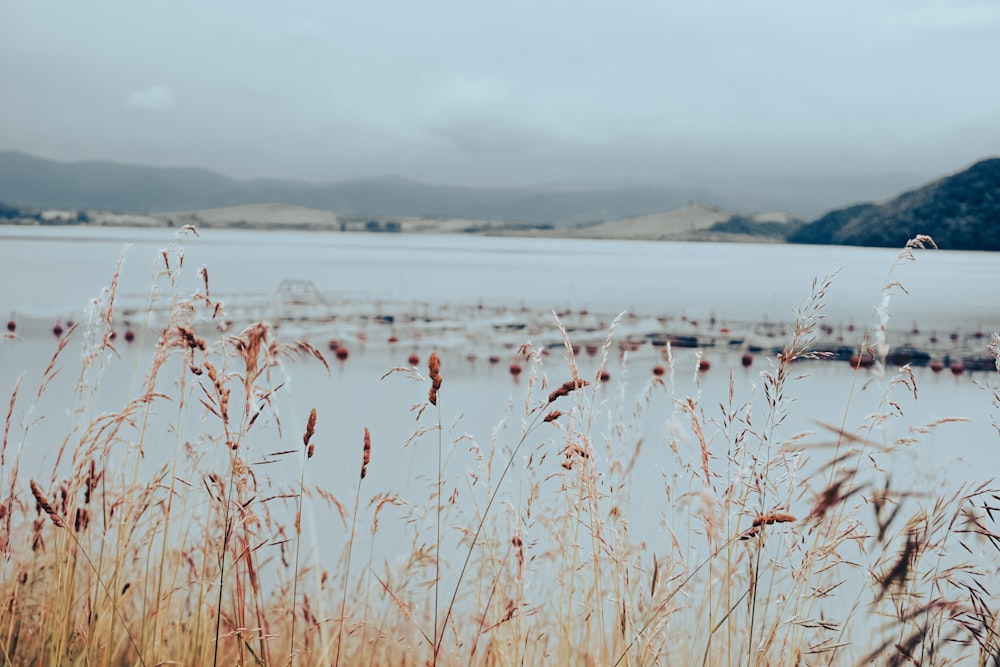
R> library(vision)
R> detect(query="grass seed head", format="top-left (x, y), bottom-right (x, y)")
top-left (547, 378), bottom-right (589, 404)
top-left (303, 407), bottom-right (317, 448)
top-left (428, 351), bottom-right (442, 405)
top-left (30, 480), bottom-right (64, 529)
top-left (361, 427), bottom-right (371, 479)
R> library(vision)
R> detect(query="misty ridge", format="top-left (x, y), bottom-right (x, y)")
top-left (1, 150), bottom-right (999, 250)
top-left (0, 150), bottom-right (909, 224)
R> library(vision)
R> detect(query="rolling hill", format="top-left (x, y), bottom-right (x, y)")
top-left (789, 158), bottom-right (1000, 250)
top-left (0, 150), bottom-right (786, 227)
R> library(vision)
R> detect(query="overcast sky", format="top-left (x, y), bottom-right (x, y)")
top-left (2, 1), bottom-right (999, 194)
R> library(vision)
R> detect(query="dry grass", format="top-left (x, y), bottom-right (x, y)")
top-left (0, 233), bottom-right (998, 666)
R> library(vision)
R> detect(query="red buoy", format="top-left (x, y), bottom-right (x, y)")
top-left (930, 360), bottom-right (945, 373)
top-left (585, 344), bottom-right (599, 357)
top-left (123, 330), bottom-right (135, 343)
top-left (850, 353), bottom-right (874, 369)
top-left (509, 363), bottom-right (522, 376)
top-left (5, 320), bottom-right (14, 333)
top-left (328, 340), bottom-right (340, 351)
top-left (335, 347), bottom-right (349, 361)
top-left (388, 336), bottom-right (398, 344)
top-left (950, 361), bottom-right (964, 375)
top-left (52, 320), bottom-right (64, 337)
top-left (408, 353), bottom-right (420, 366)
top-left (488, 355), bottom-right (500, 365)
top-left (652, 365), bottom-right (665, 376)
top-left (598, 370), bottom-right (611, 382)
top-left (698, 358), bottom-right (711, 372)
top-left (741, 352), bottom-right (754, 367)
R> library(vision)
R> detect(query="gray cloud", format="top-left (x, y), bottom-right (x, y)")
top-left (125, 85), bottom-right (175, 111)
top-left (1, 0), bottom-right (998, 200)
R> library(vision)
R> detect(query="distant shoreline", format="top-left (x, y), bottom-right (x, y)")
top-left (0, 201), bottom-right (794, 245)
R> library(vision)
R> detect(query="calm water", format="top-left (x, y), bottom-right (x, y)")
top-left (2, 225), bottom-right (999, 329)
top-left (1, 226), bottom-right (999, 559)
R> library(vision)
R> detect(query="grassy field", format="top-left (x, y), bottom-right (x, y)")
top-left (1, 235), bottom-right (999, 666)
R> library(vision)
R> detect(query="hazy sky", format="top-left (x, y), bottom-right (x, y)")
top-left (2, 1), bottom-right (999, 192)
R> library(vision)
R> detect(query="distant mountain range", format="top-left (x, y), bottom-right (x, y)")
top-left (1, 150), bottom-right (998, 250)
top-left (0, 150), bottom-right (788, 227)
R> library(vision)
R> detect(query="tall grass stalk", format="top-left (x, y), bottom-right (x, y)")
top-left (2, 233), bottom-right (999, 665)
top-left (335, 425), bottom-right (370, 667)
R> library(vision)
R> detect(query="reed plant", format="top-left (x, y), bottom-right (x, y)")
top-left (0, 232), bottom-right (998, 666)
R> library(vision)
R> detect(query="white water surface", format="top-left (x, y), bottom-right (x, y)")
top-left (2, 226), bottom-right (998, 329)
top-left (1, 227), bottom-right (998, 565)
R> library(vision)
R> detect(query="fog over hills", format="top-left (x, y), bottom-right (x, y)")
top-left (3, 151), bottom-right (998, 250)
top-left (0, 150), bottom-right (909, 225)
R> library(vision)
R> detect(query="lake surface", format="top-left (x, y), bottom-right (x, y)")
top-left (2, 226), bottom-right (999, 329)
top-left (2, 226), bottom-right (999, 558)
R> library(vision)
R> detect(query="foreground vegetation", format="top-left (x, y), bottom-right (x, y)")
top-left (1, 234), bottom-right (999, 666)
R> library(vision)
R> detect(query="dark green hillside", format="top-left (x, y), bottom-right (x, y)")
top-left (707, 215), bottom-right (803, 238)
top-left (0, 200), bottom-right (23, 218)
top-left (789, 158), bottom-right (1000, 250)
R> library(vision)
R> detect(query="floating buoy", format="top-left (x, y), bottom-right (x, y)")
top-left (719, 326), bottom-right (730, 334)
top-left (328, 340), bottom-right (340, 351)
top-left (950, 331), bottom-right (960, 342)
top-left (861, 354), bottom-right (874, 368)
top-left (335, 347), bottom-right (349, 361)
top-left (850, 353), bottom-right (874, 369)
top-left (652, 365), bottom-right (665, 376)
top-left (108, 330), bottom-right (117, 341)
top-left (124, 330), bottom-right (135, 343)
top-left (930, 360), bottom-right (945, 373)
top-left (387, 336), bottom-right (398, 344)
top-left (585, 344), bottom-right (599, 356)
top-left (741, 352), bottom-right (754, 367)
top-left (488, 355), bottom-right (501, 365)
top-left (950, 361), bottom-right (964, 375)
top-left (698, 358), bottom-right (711, 372)
top-left (52, 320), bottom-right (64, 338)
top-left (598, 370), bottom-right (612, 383)
top-left (571, 344), bottom-right (581, 355)
top-left (5, 320), bottom-right (15, 333)
top-left (509, 363), bottom-right (522, 376)
top-left (408, 353), bottom-right (420, 366)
